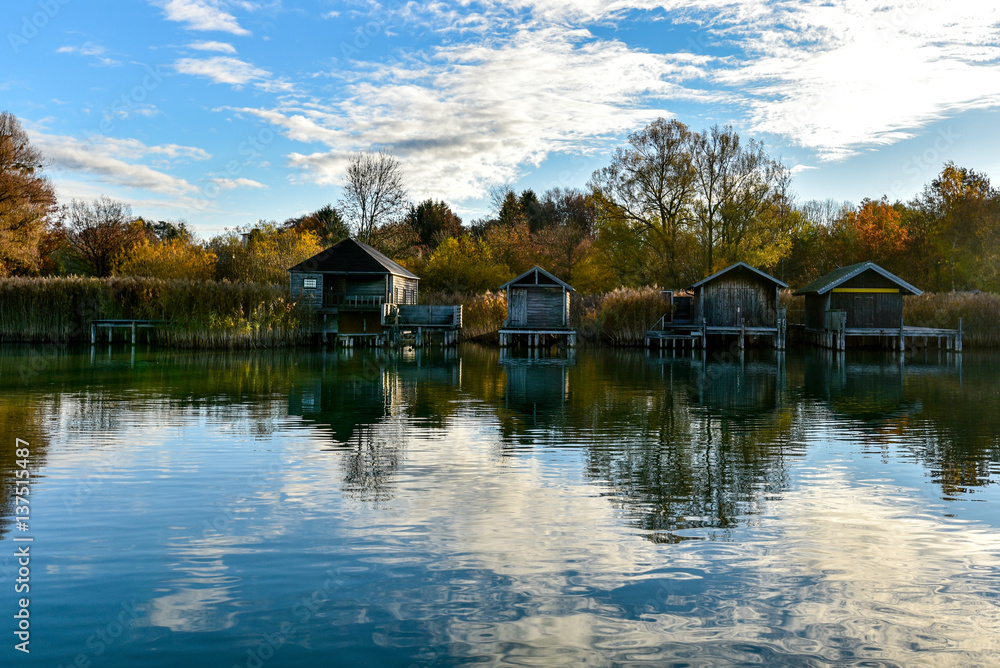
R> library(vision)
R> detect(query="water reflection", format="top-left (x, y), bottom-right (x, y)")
top-left (3, 345), bottom-right (1000, 666)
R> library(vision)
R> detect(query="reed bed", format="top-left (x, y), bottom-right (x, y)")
top-left (904, 291), bottom-right (1000, 348)
top-left (591, 287), bottom-right (669, 346)
top-left (0, 277), bottom-right (313, 348)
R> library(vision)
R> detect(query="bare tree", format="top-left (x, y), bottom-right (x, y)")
top-left (64, 196), bottom-right (145, 276)
top-left (0, 110), bottom-right (56, 274)
top-left (339, 150), bottom-right (408, 245)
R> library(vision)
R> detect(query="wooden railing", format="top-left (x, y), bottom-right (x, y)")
top-left (323, 293), bottom-right (385, 308)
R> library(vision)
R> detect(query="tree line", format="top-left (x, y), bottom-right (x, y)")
top-left (2, 109), bottom-right (999, 294)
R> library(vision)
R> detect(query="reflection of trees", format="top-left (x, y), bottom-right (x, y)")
top-left (797, 350), bottom-right (997, 496)
top-left (579, 353), bottom-right (794, 542)
top-left (288, 349), bottom-right (465, 503)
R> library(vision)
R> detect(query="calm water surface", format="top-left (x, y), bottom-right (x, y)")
top-left (2, 345), bottom-right (1000, 666)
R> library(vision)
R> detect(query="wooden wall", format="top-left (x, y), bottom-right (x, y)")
top-left (509, 286), bottom-right (568, 329)
top-left (289, 271), bottom-right (324, 309)
top-left (697, 272), bottom-right (777, 327)
top-left (830, 292), bottom-right (902, 328)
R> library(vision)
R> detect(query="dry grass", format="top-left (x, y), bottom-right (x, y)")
top-left (0, 277), bottom-right (313, 348)
top-left (591, 287), bottom-right (669, 346)
top-left (905, 291), bottom-right (1000, 348)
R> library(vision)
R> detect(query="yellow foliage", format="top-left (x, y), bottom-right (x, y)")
top-left (115, 238), bottom-right (217, 280)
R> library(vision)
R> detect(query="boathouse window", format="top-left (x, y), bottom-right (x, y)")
top-left (303, 278), bottom-right (317, 289)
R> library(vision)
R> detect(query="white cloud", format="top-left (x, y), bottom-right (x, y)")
top-left (700, 1), bottom-right (1000, 161)
top-left (154, 0), bottom-right (250, 36)
top-left (56, 42), bottom-right (122, 67)
top-left (186, 40), bottom-right (238, 53)
top-left (30, 131), bottom-right (211, 208)
top-left (174, 55), bottom-right (280, 90)
top-left (238, 25), bottom-right (714, 201)
top-left (208, 176), bottom-right (267, 190)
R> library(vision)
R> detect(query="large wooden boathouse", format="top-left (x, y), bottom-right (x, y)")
top-left (289, 238), bottom-right (461, 346)
top-left (793, 261), bottom-right (961, 351)
top-left (498, 266), bottom-right (576, 348)
top-left (646, 262), bottom-right (788, 349)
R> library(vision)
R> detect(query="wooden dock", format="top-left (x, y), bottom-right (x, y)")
top-left (645, 312), bottom-right (787, 350)
top-left (90, 319), bottom-right (165, 345)
top-left (803, 311), bottom-right (963, 351)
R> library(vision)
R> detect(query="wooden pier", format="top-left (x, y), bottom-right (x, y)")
top-left (90, 319), bottom-right (165, 345)
top-left (803, 311), bottom-right (963, 351)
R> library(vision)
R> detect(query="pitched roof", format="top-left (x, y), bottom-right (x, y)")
top-left (287, 238), bottom-right (419, 279)
top-left (500, 265), bottom-right (575, 291)
top-left (793, 261), bottom-right (921, 296)
top-left (690, 261), bottom-right (788, 289)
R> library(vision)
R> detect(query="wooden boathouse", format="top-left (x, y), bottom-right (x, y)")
top-left (646, 262), bottom-right (787, 349)
top-left (498, 266), bottom-right (576, 348)
top-left (793, 261), bottom-right (962, 351)
top-left (289, 238), bottom-right (461, 346)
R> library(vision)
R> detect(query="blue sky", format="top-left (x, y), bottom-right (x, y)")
top-left (4, 0), bottom-right (1000, 238)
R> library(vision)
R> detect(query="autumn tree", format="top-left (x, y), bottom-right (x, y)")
top-left (115, 237), bottom-right (217, 280)
top-left (913, 163), bottom-right (1000, 291)
top-left (284, 204), bottom-right (350, 247)
top-left (64, 196), bottom-right (146, 277)
top-left (339, 151), bottom-right (408, 245)
top-left (211, 221), bottom-right (322, 284)
top-left (691, 124), bottom-right (794, 272)
top-left (590, 118), bottom-right (696, 286)
top-left (0, 110), bottom-right (57, 275)
top-left (420, 235), bottom-right (511, 293)
top-left (533, 188), bottom-right (596, 282)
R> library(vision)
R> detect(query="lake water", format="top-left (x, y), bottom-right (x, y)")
top-left (2, 344), bottom-right (1000, 666)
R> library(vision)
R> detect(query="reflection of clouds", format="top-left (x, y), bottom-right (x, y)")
top-left (149, 585), bottom-right (238, 633)
top-left (308, 412), bottom-right (1000, 665)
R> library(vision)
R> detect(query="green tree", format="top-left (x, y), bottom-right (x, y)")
top-left (406, 199), bottom-right (462, 249)
top-left (0, 111), bottom-right (57, 275)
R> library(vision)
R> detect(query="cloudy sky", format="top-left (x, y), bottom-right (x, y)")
top-left (4, 0), bottom-right (1000, 236)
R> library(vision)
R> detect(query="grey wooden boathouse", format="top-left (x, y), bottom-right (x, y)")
top-left (498, 266), bottom-right (576, 348)
top-left (289, 238), bottom-right (460, 346)
top-left (647, 262), bottom-right (787, 349)
top-left (793, 261), bottom-right (961, 350)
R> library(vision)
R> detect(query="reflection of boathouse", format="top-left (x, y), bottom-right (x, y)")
top-left (647, 262), bottom-right (787, 350)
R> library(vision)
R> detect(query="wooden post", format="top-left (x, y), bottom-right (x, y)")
top-left (131, 321), bottom-right (137, 345)
top-left (957, 318), bottom-right (963, 352)
top-left (108, 325), bottom-right (113, 344)
top-left (899, 314), bottom-right (905, 353)
top-left (739, 318), bottom-right (745, 350)
top-left (91, 323), bottom-right (96, 344)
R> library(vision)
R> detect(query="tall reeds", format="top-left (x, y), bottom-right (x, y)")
top-left (0, 277), bottom-right (313, 348)
top-left (904, 292), bottom-right (1000, 348)
top-left (590, 287), bottom-right (668, 346)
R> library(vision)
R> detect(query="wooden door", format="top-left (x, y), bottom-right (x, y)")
top-left (509, 289), bottom-right (527, 326)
